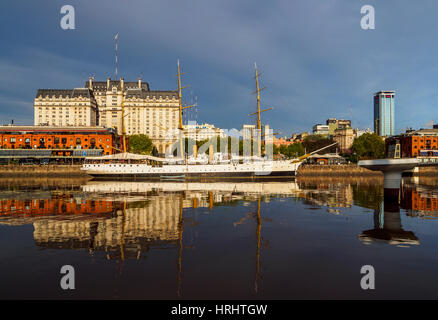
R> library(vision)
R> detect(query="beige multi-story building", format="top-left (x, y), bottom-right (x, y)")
top-left (34, 88), bottom-right (97, 127)
top-left (333, 127), bottom-right (354, 153)
top-left (85, 77), bottom-right (179, 153)
top-left (35, 77), bottom-right (180, 153)
top-left (183, 121), bottom-right (226, 141)
top-left (326, 118), bottom-right (352, 136)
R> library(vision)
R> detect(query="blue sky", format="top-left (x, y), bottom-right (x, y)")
top-left (0, 0), bottom-right (437, 136)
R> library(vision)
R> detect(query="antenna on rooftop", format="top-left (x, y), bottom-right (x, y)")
top-left (114, 33), bottom-right (119, 80)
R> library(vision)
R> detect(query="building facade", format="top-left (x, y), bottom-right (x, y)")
top-left (0, 126), bottom-right (117, 163)
top-left (374, 91), bottom-right (395, 137)
top-left (183, 121), bottom-right (226, 141)
top-left (35, 77), bottom-right (179, 154)
top-left (34, 88), bottom-right (97, 127)
top-left (273, 137), bottom-right (295, 147)
top-left (312, 124), bottom-right (330, 136)
top-left (326, 118), bottom-right (351, 136)
top-left (385, 129), bottom-right (438, 158)
top-left (354, 128), bottom-right (372, 138)
top-left (333, 127), bottom-right (354, 153)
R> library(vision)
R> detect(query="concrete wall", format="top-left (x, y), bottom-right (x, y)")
top-left (0, 165), bottom-right (86, 177)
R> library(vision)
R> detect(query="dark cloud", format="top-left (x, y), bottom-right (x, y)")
top-left (1, 0), bottom-right (437, 134)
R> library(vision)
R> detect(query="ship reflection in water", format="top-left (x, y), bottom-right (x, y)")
top-left (1, 177), bottom-right (438, 299)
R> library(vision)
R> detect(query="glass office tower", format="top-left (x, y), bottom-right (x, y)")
top-left (374, 91), bottom-right (395, 136)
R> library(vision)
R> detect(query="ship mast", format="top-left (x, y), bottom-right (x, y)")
top-left (250, 63), bottom-right (273, 156)
top-left (255, 64), bottom-right (262, 131)
top-left (177, 60), bottom-right (184, 131)
top-left (176, 60), bottom-right (194, 160)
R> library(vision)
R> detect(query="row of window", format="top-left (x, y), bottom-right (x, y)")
top-left (3, 137), bottom-right (110, 143)
top-left (1, 144), bottom-right (109, 149)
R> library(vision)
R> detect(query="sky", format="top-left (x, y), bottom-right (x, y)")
top-left (0, 0), bottom-right (437, 136)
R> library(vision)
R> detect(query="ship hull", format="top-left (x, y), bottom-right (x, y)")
top-left (86, 170), bottom-right (296, 181)
top-left (82, 161), bottom-right (300, 181)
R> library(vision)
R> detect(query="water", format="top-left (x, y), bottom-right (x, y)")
top-left (1, 177), bottom-right (438, 299)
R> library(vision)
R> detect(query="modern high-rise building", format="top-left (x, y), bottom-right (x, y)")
top-left (374, 91), bottom-right (395, 136)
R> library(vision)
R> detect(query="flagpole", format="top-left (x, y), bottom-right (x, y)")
top-left (115, 33), bottom-right (118, 81)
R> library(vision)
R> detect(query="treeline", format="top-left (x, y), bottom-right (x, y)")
top-left (274, 133), bottom-right (385, 162)
top-left (128, 132), bottom-right (386, 161)
top-left (274, 135), bottom-right (337, 158)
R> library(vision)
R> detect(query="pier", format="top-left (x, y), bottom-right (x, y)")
top-left (358, 158), bottom-right (419, 199)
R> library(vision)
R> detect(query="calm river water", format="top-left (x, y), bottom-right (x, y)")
top-left (1, 177), bottom-right (438, 299)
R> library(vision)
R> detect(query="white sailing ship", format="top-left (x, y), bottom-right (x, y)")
top-left (81, 62), bottom-right (334, 180)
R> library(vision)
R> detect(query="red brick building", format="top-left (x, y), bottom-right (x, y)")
top-left (386, 129), bottom-right (438, 158)
top-left (0, 126), bottom-right (118, 155)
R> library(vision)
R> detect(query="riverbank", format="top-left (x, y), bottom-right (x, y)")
top-left (0, 165), bottom-right (84, 177)
top-left (297, 164), bottom-right (382, 177)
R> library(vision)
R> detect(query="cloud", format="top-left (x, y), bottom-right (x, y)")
top-left (1, 0), bottom-right (438, 134)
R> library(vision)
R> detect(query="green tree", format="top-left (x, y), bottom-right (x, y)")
top-left (302, 135), bottom-right (336, 153)
top-left (152, 146), bottom-right (159, 157)
top-left (351, 133), bottom-right (385, 160)
top-left (274, 142), bottom-right (305, 158)
top-left (128, 134), bottom-right (154, 155)
top-left (287, 142), bottom-right (305, 158)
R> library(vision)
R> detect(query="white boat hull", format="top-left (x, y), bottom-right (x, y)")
top-left (81, 160), bottom-right (301, 180)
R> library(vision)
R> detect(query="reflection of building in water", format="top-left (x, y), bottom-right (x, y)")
top-left (401, 185), bottom-right (438, 214)
top-left (297, 183), bottom-right (354, 208)
top-left (83, 180), bottom-right (359, 209)
top-left (33, 195), bottom-right (181, 259)
top-left (0, 196), bottom-right (115, 217)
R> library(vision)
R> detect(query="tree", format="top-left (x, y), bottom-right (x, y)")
top-left (351, 133), bottom-right (385, 160)
top-left (152, 146), bottom-right (159, 157)
top-left (302, 135), bottom-right (336, 153)
top-left (128, 134), bottom-right (154, 155)
top-left (287, 142), bottom-right (305, 158)
top-left (274, 142), bottom-right (305, 158)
